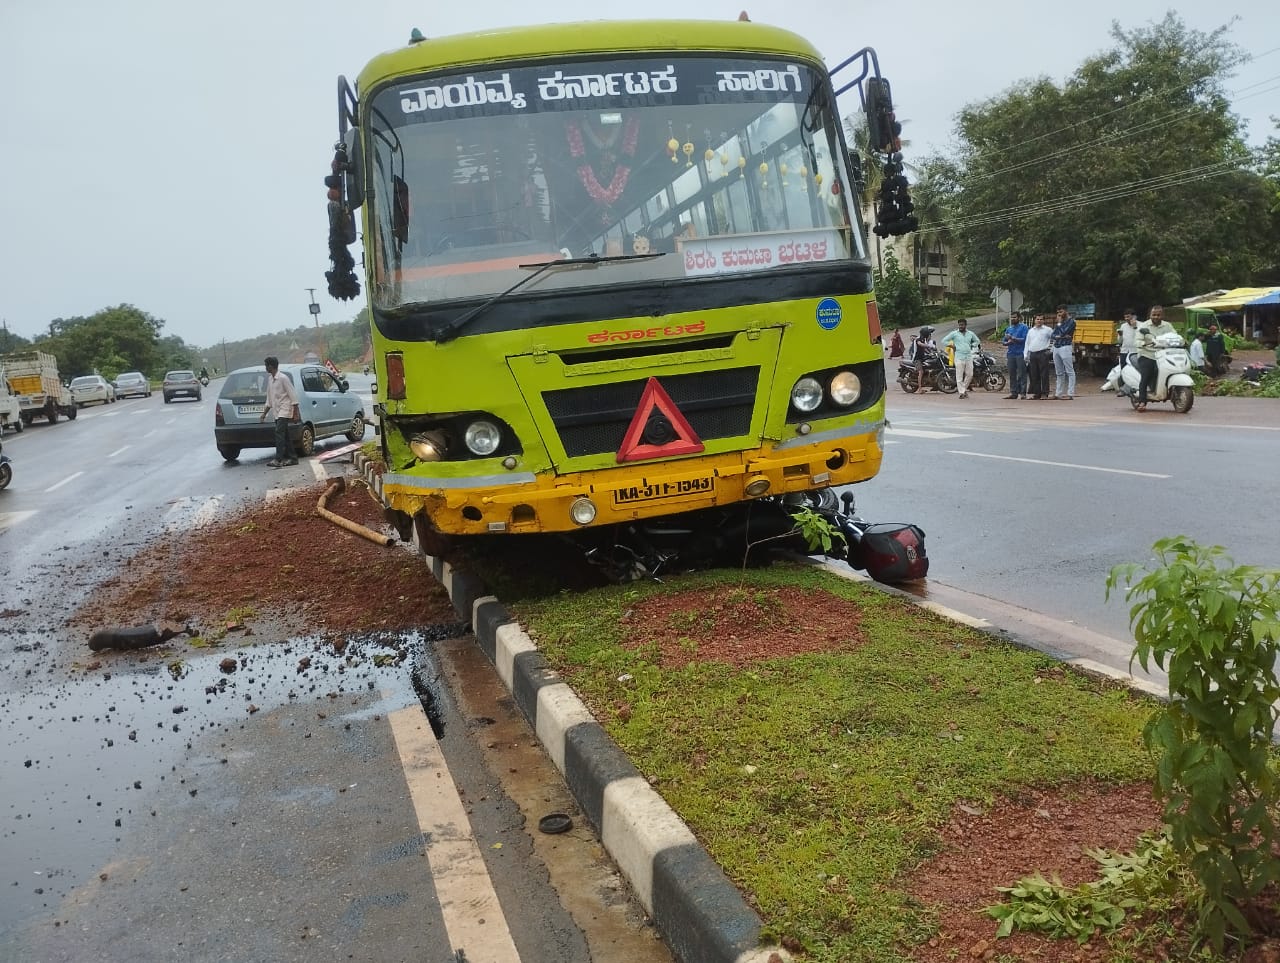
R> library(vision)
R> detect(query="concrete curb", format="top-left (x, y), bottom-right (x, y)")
top-left (352, 452), bottom-right (789, 963)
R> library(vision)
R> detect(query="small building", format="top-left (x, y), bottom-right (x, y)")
top-left (1183, 287), bottom-right (1280, 347)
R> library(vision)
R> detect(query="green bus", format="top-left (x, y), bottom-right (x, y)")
top-left (325, 18), bottom-right (915, 577)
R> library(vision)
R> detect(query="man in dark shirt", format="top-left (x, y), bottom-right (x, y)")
top-left (1050, 306), bottom-right (1077, 399)
top-left (1204, 323), bottom-right (1227, 374)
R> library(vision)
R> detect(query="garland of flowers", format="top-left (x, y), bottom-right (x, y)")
top-left (566, 117), bottom-right (640, 208)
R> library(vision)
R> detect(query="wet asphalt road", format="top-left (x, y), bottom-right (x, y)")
top-left (847, 369), bottom-right (1279, 680)
top-left (0, 384), bottom-right (671, 963)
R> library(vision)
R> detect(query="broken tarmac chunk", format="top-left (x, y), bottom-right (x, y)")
top-left (88, 622), bottom-right (188, 652)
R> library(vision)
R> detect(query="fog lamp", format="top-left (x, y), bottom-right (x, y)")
top-left (569, 497), bottom-right (597, 526)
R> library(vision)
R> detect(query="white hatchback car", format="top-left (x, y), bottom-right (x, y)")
top-left (69, 375), bottom-right (115, 407)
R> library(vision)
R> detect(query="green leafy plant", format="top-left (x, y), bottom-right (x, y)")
top-left (1107, 538), bottom-right (1280, 950)
top-left (789, 506), bottom-right (846, 555)
top-left (987, 832), bottom-right (1180, 943)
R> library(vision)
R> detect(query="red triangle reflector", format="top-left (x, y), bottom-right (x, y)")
top-left (616, 377), bottom-right (704, 463)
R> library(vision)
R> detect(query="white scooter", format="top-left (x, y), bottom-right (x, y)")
top-left (1105, 332), bottom-right (1195, 413)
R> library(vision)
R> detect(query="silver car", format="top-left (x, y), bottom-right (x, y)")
top-left (114, 371), bottom-right (152, 399)
top-left (69, 375), bottom-right (115, 407)
top-left (213, 363), bottom-right (366, 461)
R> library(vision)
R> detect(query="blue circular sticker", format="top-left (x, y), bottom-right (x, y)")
top-left (816, 297), bottom-right (842, 331)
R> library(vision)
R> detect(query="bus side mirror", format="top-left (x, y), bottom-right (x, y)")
top-left (342, 128), bottom-right (364, 209)
top-left (864, 77), bottom-right (901, 153)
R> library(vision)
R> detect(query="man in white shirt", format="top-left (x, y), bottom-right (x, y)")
top-left (1116, 309), bottom-right (1140, 372)
top-left (1188, 332), bottom-right (1207, 372)
top-left (1024, 315), bottom-right (1054, 399)
top-left (259, 356), bottom-right (301, 467)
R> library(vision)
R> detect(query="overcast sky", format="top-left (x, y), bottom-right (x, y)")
top-left (1, 1), bottom-right (1276, 350)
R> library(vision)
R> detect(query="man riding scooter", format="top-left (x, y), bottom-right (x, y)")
top-left (1120, 306), bottom-right (1195, 413)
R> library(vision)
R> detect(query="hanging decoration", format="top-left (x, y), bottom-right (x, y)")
top-left (566, 116), bottom-right (640, 221)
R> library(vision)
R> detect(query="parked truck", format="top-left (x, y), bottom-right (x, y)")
top-left (0, 351), bottom-right (77, 425)
top-left (1071, 316), bottom-right (1120, 376)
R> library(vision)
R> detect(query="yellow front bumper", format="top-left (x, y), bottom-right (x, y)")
top-left (382, 423), bottom-right (884, 535)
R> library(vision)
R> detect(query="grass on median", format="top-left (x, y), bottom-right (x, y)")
top-left (509, 562), bottom-right (1159, 963)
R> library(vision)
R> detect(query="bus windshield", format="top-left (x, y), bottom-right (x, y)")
top-left (364, 55), bottom-right (865, 310)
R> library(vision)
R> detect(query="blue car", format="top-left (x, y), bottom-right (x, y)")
top-left (214, 363), bottom-right (366, 462)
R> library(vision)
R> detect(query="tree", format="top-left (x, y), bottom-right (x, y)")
top-left (36, 304), bottom-right (176, 379)
top-left (947, 13), bottom-right (1273, 317)
top-left (908, 157), bottom-right (962, 302)
top-left (873, 249), bottom-right (924, 328)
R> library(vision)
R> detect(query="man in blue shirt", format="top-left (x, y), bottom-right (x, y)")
top-left (1050, 306), bottom-right (1077, 400)
top-left (1002, 314), bottom-right (1029, 399)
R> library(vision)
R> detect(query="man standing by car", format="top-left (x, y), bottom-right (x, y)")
top-left (259, 356), bottom-right (300, 467)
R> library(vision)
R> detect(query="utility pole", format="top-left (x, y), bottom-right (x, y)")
top-left (307, 288), bottom-right (323, 360)
top-left (221, 338), bottom-right (228, 374)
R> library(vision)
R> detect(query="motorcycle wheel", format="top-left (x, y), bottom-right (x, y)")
top-left (899, 375), bottom-right (919, 394)
top-left (985, 371), bottom-right (1007, 391)
top-left (936, 369), bottom-right (958, 394)
top-left (0, 462), bottom-right (10, 491)
top-left (1170, 386), bottom-right (1194, 414)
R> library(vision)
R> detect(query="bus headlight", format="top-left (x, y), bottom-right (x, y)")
top-left (410, 431), bottom-right (447, 462)
top-left (829, 371), bottom-right (861, 406)
top-left (464, 420), bottom-right (501, 456)
top-left (791, 377), bottom-right (823, 413)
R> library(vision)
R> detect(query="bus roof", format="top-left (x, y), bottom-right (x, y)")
top-left (356, 19), bottom-right (826, 89)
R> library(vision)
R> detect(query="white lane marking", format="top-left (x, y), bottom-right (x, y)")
top-left (309, 459), bottom-right (326, 482)
top-left (948, 450), bottom-right (1170, 478)
top-left (886, 427), bottom-right (968, 439)
top-left (45, 471), bottom-right (84, 492)
top-left (143, 429), bottom-right (158, 439)
top-left (0, 510), bottom-right (38, 533)
top-left (107, 446), bottom-right (131, 458)
top-left (387, 705), bottom-right (522, 963)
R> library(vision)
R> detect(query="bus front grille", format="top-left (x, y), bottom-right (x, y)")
top-left (543, 367), bottom-right (759, 458)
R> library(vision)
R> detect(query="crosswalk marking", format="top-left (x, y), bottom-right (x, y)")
top-left (886, 427), bottom-right (968, 439)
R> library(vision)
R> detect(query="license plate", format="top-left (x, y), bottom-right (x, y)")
top-left (613, 475), bottom-right (714, 505)
top-left (236, 404), bottom-right (266, 415)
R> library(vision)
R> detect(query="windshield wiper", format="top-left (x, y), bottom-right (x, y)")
top-left (433, 252), bottom-right (665, 343)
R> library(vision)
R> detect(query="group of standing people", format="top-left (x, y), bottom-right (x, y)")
top-left (1001, 306), bottom-right (1077, 400)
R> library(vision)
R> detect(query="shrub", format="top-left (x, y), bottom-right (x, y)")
top-left (1108, 538), bottom-right (1280, 951)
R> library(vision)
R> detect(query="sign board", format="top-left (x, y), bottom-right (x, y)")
top-left (323, 359), bottom-right (341, 378)
top-left (1067, 303), bottom-right (1096, 319)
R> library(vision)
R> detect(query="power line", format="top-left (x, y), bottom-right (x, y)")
top-left (917, 156), bottom-right (1252, 232)
top-left (963, 73), bottom-right (1280, 184)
